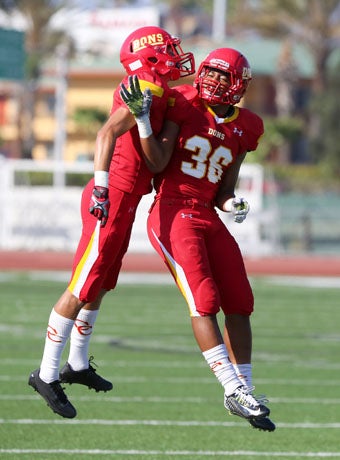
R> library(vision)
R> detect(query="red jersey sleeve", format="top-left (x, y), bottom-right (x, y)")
top-left (112, 71), bottom-right (168, 117)
top-left (237, 108), bottom-right (264, 153)
top-left (166, 85), bottom-right (199, 125)
top-left (108, 72), bottom-right (172, 195)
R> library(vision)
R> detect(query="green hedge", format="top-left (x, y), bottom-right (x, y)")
top-left (14, 171), bottom-right (92, 186)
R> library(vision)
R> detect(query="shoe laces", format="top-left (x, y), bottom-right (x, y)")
top-left (234, 386), bottom-right (261, 409)
top-left (50, 381), bottom-right (68, 404)
top-left (240, 385), bottom-right (269, 405)
top-left (88, 355), bottom-right (98, 373)
top-left (254, 394), bottom-right (268, 405)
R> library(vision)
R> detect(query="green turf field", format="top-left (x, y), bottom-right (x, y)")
top-left (1, 272), bottom-right (340, 459)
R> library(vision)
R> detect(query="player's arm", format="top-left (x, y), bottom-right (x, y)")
top-left (215, 152), bottom-right (250, 223)
top-left (90, 106), bottom-right (135, 227)
top-left (94, 106), bottom-right (135, 173)
top-left (142, 119), bottom-right (179, 173)
top-left (120, 75), bottom-right (178, 173)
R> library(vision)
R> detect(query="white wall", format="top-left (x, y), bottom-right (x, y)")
top-left (0, 159), bottom-right (279, 255)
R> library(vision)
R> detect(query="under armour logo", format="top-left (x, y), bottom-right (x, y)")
top-left (233, 127), bottom-right (243, 136)
top-left (181, 213), bottom-right (193, 219)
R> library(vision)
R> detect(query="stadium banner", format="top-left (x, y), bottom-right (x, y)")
top-left (50, 7), bottom-right (160, 55)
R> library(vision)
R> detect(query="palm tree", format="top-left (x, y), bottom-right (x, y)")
top-left (0, 0), bottom-right (72, 158)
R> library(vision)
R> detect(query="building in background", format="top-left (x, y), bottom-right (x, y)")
top-left (0, 5), bottom-right (315, 162)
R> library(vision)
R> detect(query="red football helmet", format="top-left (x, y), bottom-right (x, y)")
top-left (194, 48), bottom-right (252, 105)
top-left (120, 26), bottom-right (195, 81)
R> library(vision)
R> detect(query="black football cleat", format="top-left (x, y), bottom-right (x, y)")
top-left (248, 416), bottom-right (276, 432)
top-left (59, 357), bottom-right (113, 392)
top-left (28, 368), bottom-right (76, 418)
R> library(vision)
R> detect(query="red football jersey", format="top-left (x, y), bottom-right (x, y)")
top-left (153, 85), bottom-right (264, 202)
top-left (109, 71), bottom-right (173, 195)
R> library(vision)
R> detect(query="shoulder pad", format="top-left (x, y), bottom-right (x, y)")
top-left (168, 85), bottom-right (199, 108)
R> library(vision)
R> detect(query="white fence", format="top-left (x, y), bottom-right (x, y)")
top-left (0, 158), bottom-right (280, 255)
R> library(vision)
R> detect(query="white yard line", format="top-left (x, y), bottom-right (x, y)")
top-left (2, 375), bottom-right (340, 385)
top-left (1, 394), bottom-right (340, 405)
top-left (1, 448), bottom-right (340, 457)
top-left (1, 418), bottom-right (340, 430)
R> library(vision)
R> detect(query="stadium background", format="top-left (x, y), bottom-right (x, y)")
top-left (0, 2), bottom-right (339, 278)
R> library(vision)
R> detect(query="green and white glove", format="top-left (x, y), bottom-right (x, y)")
top-left (120, 74), bottom-right (153, 138)
top-left (224, 197), bottom-right (250, 223)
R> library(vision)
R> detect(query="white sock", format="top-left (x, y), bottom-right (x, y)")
top-left (39, 309), bottom-right (74, 383)
top-left (202, 344), bottom-right (242, 396)
top-left (67, 309), bottom-right (99, 371)
top-left (232, 363), bottom-right (253, 389)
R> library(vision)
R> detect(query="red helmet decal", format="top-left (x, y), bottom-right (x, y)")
top-left (120, 26), bottom-right (195, 81)
top-left (131, 33), bottom-right (166, 52)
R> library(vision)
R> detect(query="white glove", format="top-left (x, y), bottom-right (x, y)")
top-left (223, 197), bottom-right (250, 223)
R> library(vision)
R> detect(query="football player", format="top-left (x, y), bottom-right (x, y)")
top-left (120, 48), bottom-right (275, 431)
top-left (28, 26), bottom-right (195, 419)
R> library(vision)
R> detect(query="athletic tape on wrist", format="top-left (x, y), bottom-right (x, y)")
top-left (223, 198), bottom-right (234, 212)
top-left (94, 170), bottom-right (109, 188)
top-left (136, 115), bottom-right (152, 138)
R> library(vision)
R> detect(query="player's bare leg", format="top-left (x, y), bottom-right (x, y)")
top-left (29, 289), bottom-right (111, 418)
top-left (53, 287), bottom-right (106, 317)
top-left (224, 314), bottom-right (252, 386)
top-left (224, 314), bottom-right (275, 431)
top-left (190, 316), bottom-right (270, 424)
top-left (191, 315), bottom-right (223, 351)
top-left (53, 289), bottom-right (86, 319)
top-left (59, 288), bottom-right (113, 392)
top-left (28, 290), bottom-right (82, 418)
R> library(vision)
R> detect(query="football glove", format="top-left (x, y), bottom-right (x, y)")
top-left (120, 75), bottom-right (153, 138)
top-left (120, 74), bottom-right (152, 118)
top-left (89, 186), bottom-right (110, 227)
top-left (225, 197), bottom-right (250, 223)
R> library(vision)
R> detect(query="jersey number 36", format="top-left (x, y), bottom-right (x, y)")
top-left (181, 135), bottom-right (233, 184)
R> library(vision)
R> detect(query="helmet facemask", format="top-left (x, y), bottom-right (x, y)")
top-left (145, 39), bottom-right (195, 80)
top-left (198, 66), bottom-right (250, 105)
top-left (194, 48), bottom-right (252, 106)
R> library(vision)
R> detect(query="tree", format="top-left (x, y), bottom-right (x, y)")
top-left (0, 0), bottom-right (73, 158)
top-left (229, 0), bottom-right (340, 172)
top-left (309, 59), bottom-right (340, 176)
top-left (230, 0), bottom-right (340, 93)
